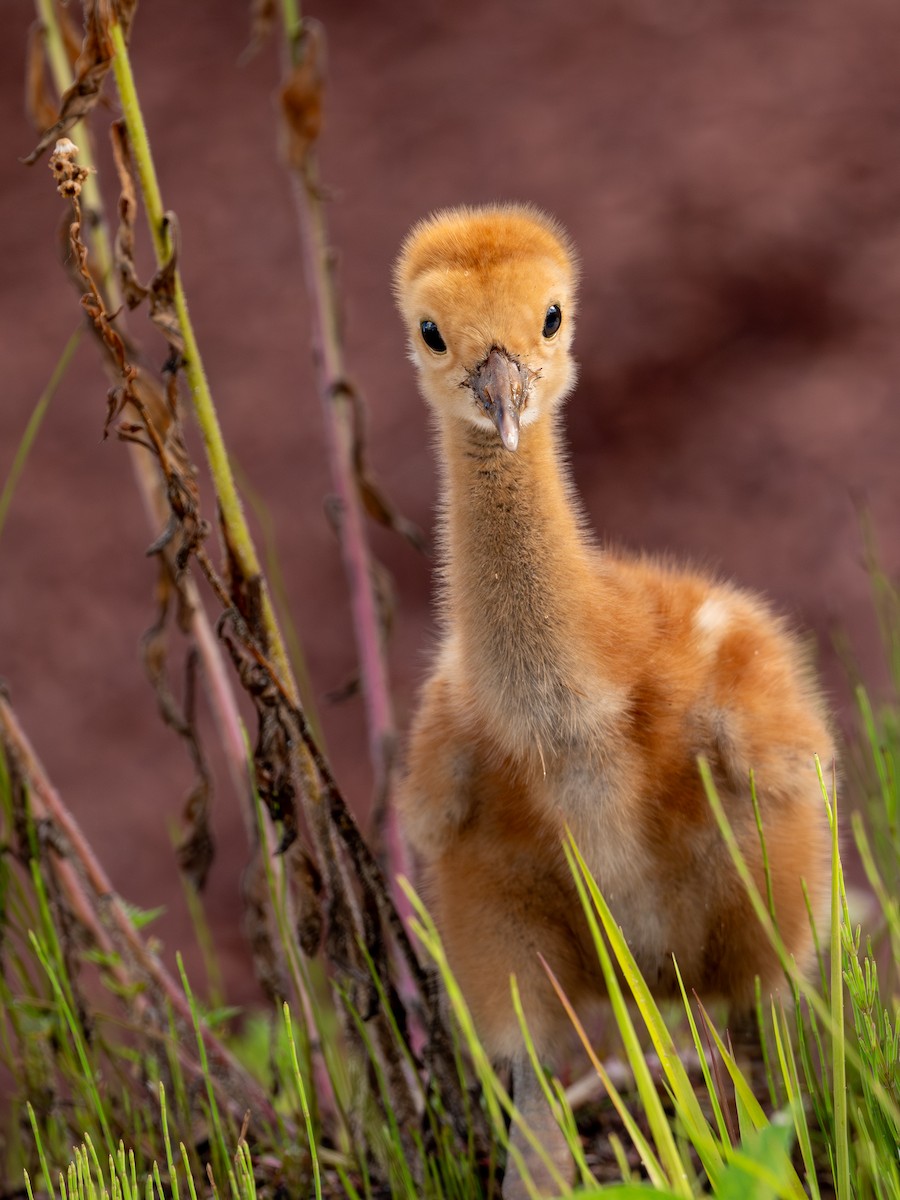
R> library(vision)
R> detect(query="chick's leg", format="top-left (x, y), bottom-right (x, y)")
top-left (502, 1054), bottom-right (572, 1200)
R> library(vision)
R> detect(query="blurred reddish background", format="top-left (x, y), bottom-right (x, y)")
top-left (2, 0), bottom-right (899, 1006)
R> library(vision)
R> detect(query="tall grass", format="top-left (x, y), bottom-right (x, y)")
top-left (6, 703), bottom-right (898, 1198)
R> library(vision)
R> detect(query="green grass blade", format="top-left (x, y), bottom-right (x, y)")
top-left (542, 958), bottom-right (669, 1189)
top-left (563, 840), bottom-right (693, 1197)
top-left (26, 1102), bottom-right (55, 1200)
top-left (672, 959), bottom-right (732, 1145)
top-left (510, 974), bottom-right (590, 1190)
top-left (175, 954), bottom-right (232, 1189)
top-left (28, 934), bottom-right (116, 1158)
top-left (179, 1145), bottom-right (199, 1200)
top-left (0, 327), bottom-right (82, 549)
top-left (401, 879), bottom-right (507, 1133)
top-left (824, 776), bottom-right (850, 1200)
top-left (770, 1002), bottom-right (820, 1200)
top-left (159, 1083), bottom-right (180, 1200)
top-left (282, 1002), bottom-right (322, 1200)
top-left (565, 835), bottom-right (723, 1190)
top-left (340, 991), bottom-right (418, 1199)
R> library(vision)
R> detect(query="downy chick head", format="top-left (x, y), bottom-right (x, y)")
top-left (394, 204), bottom-right (578, 451)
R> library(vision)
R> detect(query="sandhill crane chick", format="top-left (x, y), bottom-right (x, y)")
top-left (394, 204), bottom-right (832, 1197)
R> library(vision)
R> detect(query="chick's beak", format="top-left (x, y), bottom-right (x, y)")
top-left (468, 347), bottom-right (535, 452)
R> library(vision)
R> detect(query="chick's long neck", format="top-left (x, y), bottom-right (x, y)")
top-left (439, 410), bottom-right (601, 748)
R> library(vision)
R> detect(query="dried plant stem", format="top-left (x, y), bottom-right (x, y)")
top-left (33, 0), bottom-right (114, 291)
top-left (0, 692), bottom-right (287, 1134)
top-left (107, 14), bottom-right (299, 714)
top-left (32, 0), bottom-right (290, 881)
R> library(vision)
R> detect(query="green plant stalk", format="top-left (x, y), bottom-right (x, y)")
top-left (121, 1143), bottom-right (139, 1200)
top-left (26, 832), bottom-right (83, 1051)
top-left (695, 1007), bottom-right (771, 1135)
top-left (355, 935), bottom-right (486, 1199)
top-left (107, 16), bottom-right (299, 709)
top-left (225, 1161), bottom-right (241, 1200)
top-left (700, 756), bottom-right (844, 1043)
top-left (703, 756), bottom-right (900, 1191)
top-left (235, 1143), bottom-right (257, 1200)
top-left (280, 0), bottom-right (302, 43)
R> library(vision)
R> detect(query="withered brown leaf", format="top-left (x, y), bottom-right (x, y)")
top-left (242, 0), bottom-right (277, 63)
top-left (148, 214), bottom-right (185, 356)
top-left (25, 22), bottom-right (59, 134)
top-left (23, 0), bottom-right (114, 166)
top-left (144, 586), bottom-right (215, 890)
top-left (56, 0), bottom-right (83, 70)
top-left (110, 119), bottom-right (149, 309)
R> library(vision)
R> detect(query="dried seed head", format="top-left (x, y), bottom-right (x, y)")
top-left (48, 137), bottom-right (91, 199)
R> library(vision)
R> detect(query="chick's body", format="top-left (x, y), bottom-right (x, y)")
top-left (395, 204), bottom-right (832, 1076)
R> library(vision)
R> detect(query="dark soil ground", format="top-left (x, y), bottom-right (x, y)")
top-left (2, 0), bottom-right (899, 1036)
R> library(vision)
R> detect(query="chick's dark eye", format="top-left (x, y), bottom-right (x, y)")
top-left (542, 304), bottom-right (562, 339)
top-left (420, 320), bottom-right (447, 353)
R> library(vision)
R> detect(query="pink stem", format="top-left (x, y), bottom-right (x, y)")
top-left (287, 160), bottom-right (411, 903)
